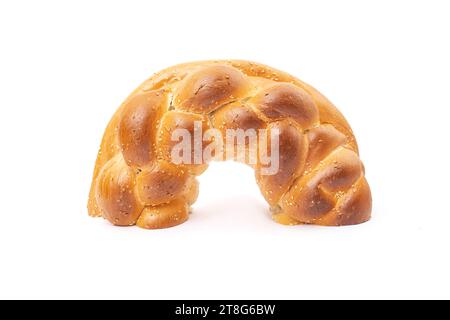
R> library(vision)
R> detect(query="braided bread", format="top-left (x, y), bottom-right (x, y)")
top-left (87, 60), bottom-right (372, 229)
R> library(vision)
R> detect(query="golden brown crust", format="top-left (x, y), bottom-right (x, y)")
top-left (173, 65), bottom-right (252, 114)
top-left (88, 60), bottom-right (372, 229)
top-left (304, 124), bottom-right (348, 172)
top-left (211, 102), bottom-right (266, 133)
top-left (95, 154), bottom-right (143, 226)
top-left (136, 199), bottom-right (189, 229)
top-left (251, 83), bottom-right (320, 129)
top-left (156, 111), bottom-right (211, 171)
top-left (119, 90), bottom-right (168, 167)
top-left (280, 148), bottom-right (365, 224)
top-left (135, 160), bottom-right (190, 206)
top-left (255, 120), bottom-right (308, 206)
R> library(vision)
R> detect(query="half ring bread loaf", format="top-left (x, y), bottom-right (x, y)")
top-left (88, 60), bottom-right (372, 229)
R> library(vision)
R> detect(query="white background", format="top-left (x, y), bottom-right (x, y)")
top-left (0, 0), bottom-right (449, 300)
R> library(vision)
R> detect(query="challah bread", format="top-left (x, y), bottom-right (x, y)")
top-left (88, 60), bottom-right (372, 229)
